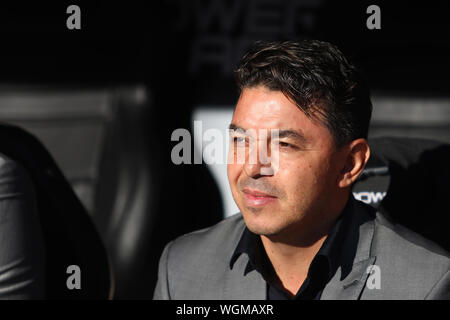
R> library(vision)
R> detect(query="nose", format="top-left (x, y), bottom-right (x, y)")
top-left (243, 162), bottom-right (261, 178)
top-left (243, 139), bottom-right (273, 178)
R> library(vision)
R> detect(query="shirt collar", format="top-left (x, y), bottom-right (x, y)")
top-left (230, 195), bottom-right (355, 280)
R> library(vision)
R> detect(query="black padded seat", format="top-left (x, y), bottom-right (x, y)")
top-left (353, 136), bottom-right (450, 251)
top-left (0, 123), bottom-right (112, 299)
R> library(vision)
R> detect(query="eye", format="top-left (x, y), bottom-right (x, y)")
top-left (273, 141), bottom-right (298, 150)
top-left (279, 142), bottom-right (291, 147)
top-left (232, 136), bottom-right (249, 147)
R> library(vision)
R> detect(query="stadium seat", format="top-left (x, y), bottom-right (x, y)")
top-left (0, 85), bottom-right (223, 298)
top-left (353, 136), bottom-right (450, 251)
top-left (0, 123), bottom-right (112, 299)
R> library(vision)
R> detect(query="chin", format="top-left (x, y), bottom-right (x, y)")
top-left (246, 223), bottom-right (284, 237)
top-left (241, 209), bottom-right (284, 236)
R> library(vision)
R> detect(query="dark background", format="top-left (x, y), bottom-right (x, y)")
top-left (2, 1), bottom-right (450, 93)
top-left (0, 0), bottom-right (449, 299)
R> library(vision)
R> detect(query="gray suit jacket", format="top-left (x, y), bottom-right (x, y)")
top-left (153, 198), bottom-right (450, 300)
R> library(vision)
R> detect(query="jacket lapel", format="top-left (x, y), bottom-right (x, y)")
top-left (223, 254), bottom-right (267, 299)
top-left (322, 255), bottom-right (376, 299)
top-left (222, 198), bottom-right (377, 300)
top-left (321, 200), bottom-right (377, 300)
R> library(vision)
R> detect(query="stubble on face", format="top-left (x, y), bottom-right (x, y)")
top-left (228, 86), bottom-right (342, 242)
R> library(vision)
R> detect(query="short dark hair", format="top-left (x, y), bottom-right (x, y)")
top-left (235, 40), bottom-right (372, 147)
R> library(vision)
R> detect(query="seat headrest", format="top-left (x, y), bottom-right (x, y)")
top-left (353, 136), bottom-right (450, 251)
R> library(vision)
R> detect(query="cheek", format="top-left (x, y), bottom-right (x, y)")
top-left (275, 163), bottom-right (312, 196)
top-left (227, 164), bottom-right (241, 187)
top-left (277, 157), bottom-right (328, 195)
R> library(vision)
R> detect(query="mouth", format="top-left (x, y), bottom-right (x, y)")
top-left (242, 188), bottom-right (278, 207)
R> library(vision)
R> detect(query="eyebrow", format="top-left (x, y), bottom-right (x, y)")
top-left (228, 124), bottom-right (244, 132)
top-left (228, 123), bottom-right (309, 144)
top-left (277, 129), bottom-right (308, 144)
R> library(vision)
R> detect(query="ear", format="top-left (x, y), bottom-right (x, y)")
top-left (337, 139), bottom-right (370, 188)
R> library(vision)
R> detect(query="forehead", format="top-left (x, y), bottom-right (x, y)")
top-left (232, 86), bottom-right (331, 140)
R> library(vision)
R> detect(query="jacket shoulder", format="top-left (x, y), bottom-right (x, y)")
top-left (168, 213), bottom-right (245, 262)
top-left (374, 212), bottom-right (450, 261)
top-left (161, 213), bottom-right (246, 299)
top-left (370, 212), bottom-right (450, 298)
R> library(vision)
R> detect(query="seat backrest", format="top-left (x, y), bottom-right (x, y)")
top-left (0, 86), bottom-right (224, 298)
top-left (0, 123), bottom-right (111, 299)
top-left (353, 136), bottom-right (450, 251)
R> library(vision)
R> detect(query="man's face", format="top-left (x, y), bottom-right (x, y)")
top-left (227, 86), bottom-right (347, 237)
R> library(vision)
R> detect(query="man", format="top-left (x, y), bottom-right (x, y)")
top-left (154, 40), bottom-right (450, 299)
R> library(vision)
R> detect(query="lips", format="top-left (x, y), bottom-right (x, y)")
top-left (242, 188), bottom-right (277, 207)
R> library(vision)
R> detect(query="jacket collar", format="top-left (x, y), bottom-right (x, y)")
top-left (229, 198), bottom-right (353, 282)
top-left (320, 198), bottom-right (377, 299)
top-left (224, 196), bottom-right (377, 300)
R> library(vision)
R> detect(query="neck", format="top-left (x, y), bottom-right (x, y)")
top-left (260, 193), bottom-right (350, 296)
top-left (261, 233), bottom-right (328, 297)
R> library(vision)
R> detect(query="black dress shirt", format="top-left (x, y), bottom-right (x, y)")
top-left (230, 197), bottom-right (354, 300)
